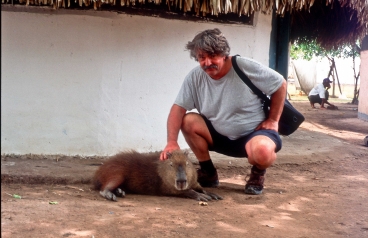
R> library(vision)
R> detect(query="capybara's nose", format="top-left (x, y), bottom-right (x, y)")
top-left (175, 165), bottom-right (188, 190)
top-left (175, 179), bottom-right (188, 190)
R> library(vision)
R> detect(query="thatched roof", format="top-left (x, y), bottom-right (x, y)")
top-left (290, 0), bottom-right (367, 49)
top-left (2, 0), bottom-right (367, 48)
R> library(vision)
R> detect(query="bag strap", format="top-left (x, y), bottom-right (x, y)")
top-left (231, 55), bottom-right (270, 103)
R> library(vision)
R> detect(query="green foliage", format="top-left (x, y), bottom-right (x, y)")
top-left (290, 39), bottom-right (323, 60)
top-left (290, 37), bottom-right (360, 61)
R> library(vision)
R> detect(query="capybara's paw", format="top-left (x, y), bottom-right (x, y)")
top-left (203, 191), bottom-right (223, 200)
top-left (100, 190), bottom-right (117, 201)
top-left (115, 188), bottom-right (126, 198)
top-left (184, 189), bottom-right (211, 201)
top-left (196, 193), bottom-right (212, 202)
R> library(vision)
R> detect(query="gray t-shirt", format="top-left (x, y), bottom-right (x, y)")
top-left (174, 56), bottom-right (284, 140)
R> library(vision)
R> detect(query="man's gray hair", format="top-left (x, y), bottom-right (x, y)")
top-left (186, 28), bottom-right (231, 61)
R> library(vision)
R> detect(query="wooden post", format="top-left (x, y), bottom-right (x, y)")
top-left (327, 61), bottom-right (336, 98)
top-left (332, 58), bottom-right (343, 95)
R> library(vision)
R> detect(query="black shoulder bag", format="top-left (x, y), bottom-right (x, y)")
top-left (231, 55), bottom-right (305, 136)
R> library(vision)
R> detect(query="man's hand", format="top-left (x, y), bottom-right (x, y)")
top-left (161, 104), bottom-right (186, 160)
top-left (264, 80), bottom-right (286, 131)
top-left (160, 141), bottom-right (180, 160)
top-left (255, 118), bottom-right (279, 132)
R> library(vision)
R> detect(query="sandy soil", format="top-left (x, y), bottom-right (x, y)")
top-left (1, 100), bottom-right (368, 238)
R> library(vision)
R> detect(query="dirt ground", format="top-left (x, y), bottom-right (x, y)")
top-left (1, 100), bottom-right (368, 238)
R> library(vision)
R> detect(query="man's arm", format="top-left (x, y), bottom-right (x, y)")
top-left (255, 79), bottom-right (287, 131)
top-left (160, 104), bottom-right (187, 160)
top-left (320, 99), bottom-right (335, 109)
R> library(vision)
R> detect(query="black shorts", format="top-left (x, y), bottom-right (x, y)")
top-left (202, 115), bottom-right (282, 158)
top-left (308, 90), bottom-right (329, 104)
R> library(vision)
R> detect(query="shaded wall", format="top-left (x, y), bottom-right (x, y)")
top-left (1, 8), bottom-right (273, 155)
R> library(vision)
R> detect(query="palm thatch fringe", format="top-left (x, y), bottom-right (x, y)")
top-left (2, 0), bottom-right (367, 47)
top-left (1, 0), bottom-right (366, 19)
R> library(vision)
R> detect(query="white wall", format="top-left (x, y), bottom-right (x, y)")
top-left (1, 8), bottom-right (273, 155)
top-left (358, 50), bottom-right (368, 121)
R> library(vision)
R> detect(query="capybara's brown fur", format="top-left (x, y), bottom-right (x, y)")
top-left (92, 150), bottom-right (222, 201)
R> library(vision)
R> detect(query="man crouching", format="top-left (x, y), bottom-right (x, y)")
top-left (160, 28), bottom-right (286, 195)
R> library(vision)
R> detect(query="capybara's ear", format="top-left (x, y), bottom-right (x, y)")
top-left (183, 150), bottom-right (189, 156)
top-left (166, 152), bottom-right (172, 158)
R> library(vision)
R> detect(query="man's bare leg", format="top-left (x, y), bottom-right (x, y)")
top-left (181, 113), bottom-right (213, 162)
top-left (181, 113), bottom-right (219, 187)
top-left (245, 135), bottom-right (277, 194)
top-left (245, 135), bottom-right (277, 169)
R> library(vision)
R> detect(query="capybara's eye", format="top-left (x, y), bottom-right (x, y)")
top-left (170, 162), bottom-right (173, 166)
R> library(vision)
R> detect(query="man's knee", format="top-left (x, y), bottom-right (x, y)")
top-left (181, 113), bottom-right (213, 148)
top-left (182, 113), bottom-right (202, 133)
top-left (247, 136), bottom-right (277, 166)
top-left (253, 140), bottom-right (275, 157)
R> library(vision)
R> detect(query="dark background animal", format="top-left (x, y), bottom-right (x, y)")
top-left (92, 150), bottom-right (222, 202)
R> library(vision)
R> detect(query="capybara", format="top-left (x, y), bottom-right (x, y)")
top-left (92, 150), bottom-right (223, 202)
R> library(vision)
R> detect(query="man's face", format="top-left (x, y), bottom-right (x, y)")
top-left (197, 51), bottom-right (227, 79)
top-left (323, 82), bottom-right (331, 89)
